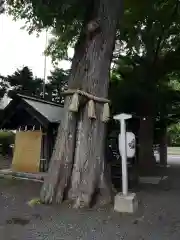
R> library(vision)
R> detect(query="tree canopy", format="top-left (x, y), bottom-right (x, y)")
top-left (6, 0), bottom-right (180, 66)
top-left (7, 0), bottom-right (88, 61)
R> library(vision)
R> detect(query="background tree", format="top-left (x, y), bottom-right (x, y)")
top-left (1, 65), bottom-right (69, 103)
top-left (159, 73), bottom-right (180, 148)
top-left (109, 0), bottom-right (180, 172)
top-left (4, 66), bottom-right (44, 97)
top-left (45, 68), bottom-right (69, 103)
top-left (168, 123), bottom-right (180, 146)
top-left (109, 64), bottom-right (180, 166)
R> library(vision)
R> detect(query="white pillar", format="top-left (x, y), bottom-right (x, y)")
top-left (113, 114), bottom-right (138, 213)
top-left (120, 119), bottom-right (128, 195)
top-left (113, 113), bottom-right (132, 196)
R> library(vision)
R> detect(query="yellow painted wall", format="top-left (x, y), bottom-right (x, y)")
top-left (12, 131), bottom-right (42, 173)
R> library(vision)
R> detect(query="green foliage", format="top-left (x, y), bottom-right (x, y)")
top-left (1, 66), bottom-right (68, 103)
top-left (45, 67), bottom-right (69, 103)
top-left (5, 66), bottom-right (43, 97)
top-left (0, 130), bottom-right (15, 144)
top-left (6, 0), bottom-right (87, 60)
top-left (120, 0), bottom-right (180, 58)
top-left (0, 130), bottom-right (14, 140)
top-left (110, 0), bottom-right (180, 135)
top-left (110, 66), bottom-right (180, 124)
top-left (168, 123), bottom-right (180, 146)
top-left (7, 0), bottom-right (180, 67)
top-left (154, 72), bottom-right (180, 132)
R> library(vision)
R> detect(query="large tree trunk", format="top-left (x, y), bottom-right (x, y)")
top-left (41, 0), bottom-right (123, 207)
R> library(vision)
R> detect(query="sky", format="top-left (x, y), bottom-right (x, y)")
top-left (0, 14), bottom-right (72, 79)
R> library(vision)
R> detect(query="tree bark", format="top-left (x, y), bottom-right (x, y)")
top-left (138, 116), bottom-right (156, 175)
top-left (159, 126), bottom-right (167, 166)
top-left (40, 0), bottom-right (123, 207)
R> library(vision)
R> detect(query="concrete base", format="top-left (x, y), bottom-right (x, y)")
top-left (114, 192), bottom-right (138, 213)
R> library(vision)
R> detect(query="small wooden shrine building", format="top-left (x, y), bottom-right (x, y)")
top-left (0, 93), bottom-right (64, 173)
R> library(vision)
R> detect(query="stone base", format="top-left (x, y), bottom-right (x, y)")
top-left (114, 192), bottom-right (138, 213)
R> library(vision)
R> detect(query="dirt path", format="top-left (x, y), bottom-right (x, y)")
top-left (0, 165), bottom-right (180, 239)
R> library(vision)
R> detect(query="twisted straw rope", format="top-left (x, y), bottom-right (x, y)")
top-left (62, 89), bottom-right (110, 104)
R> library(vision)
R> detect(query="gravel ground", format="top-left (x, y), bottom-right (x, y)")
top-left (0, 165), bottom-right (180, 240)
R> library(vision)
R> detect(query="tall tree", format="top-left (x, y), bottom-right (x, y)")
top-left (7, 0), bottom-right (123, 206)
top-left (2, 66), bottom-right (68, 103)
top-left (5, 66), bottom-right (44, 97)
top-left (45, 68), bottom-right (69, 103)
